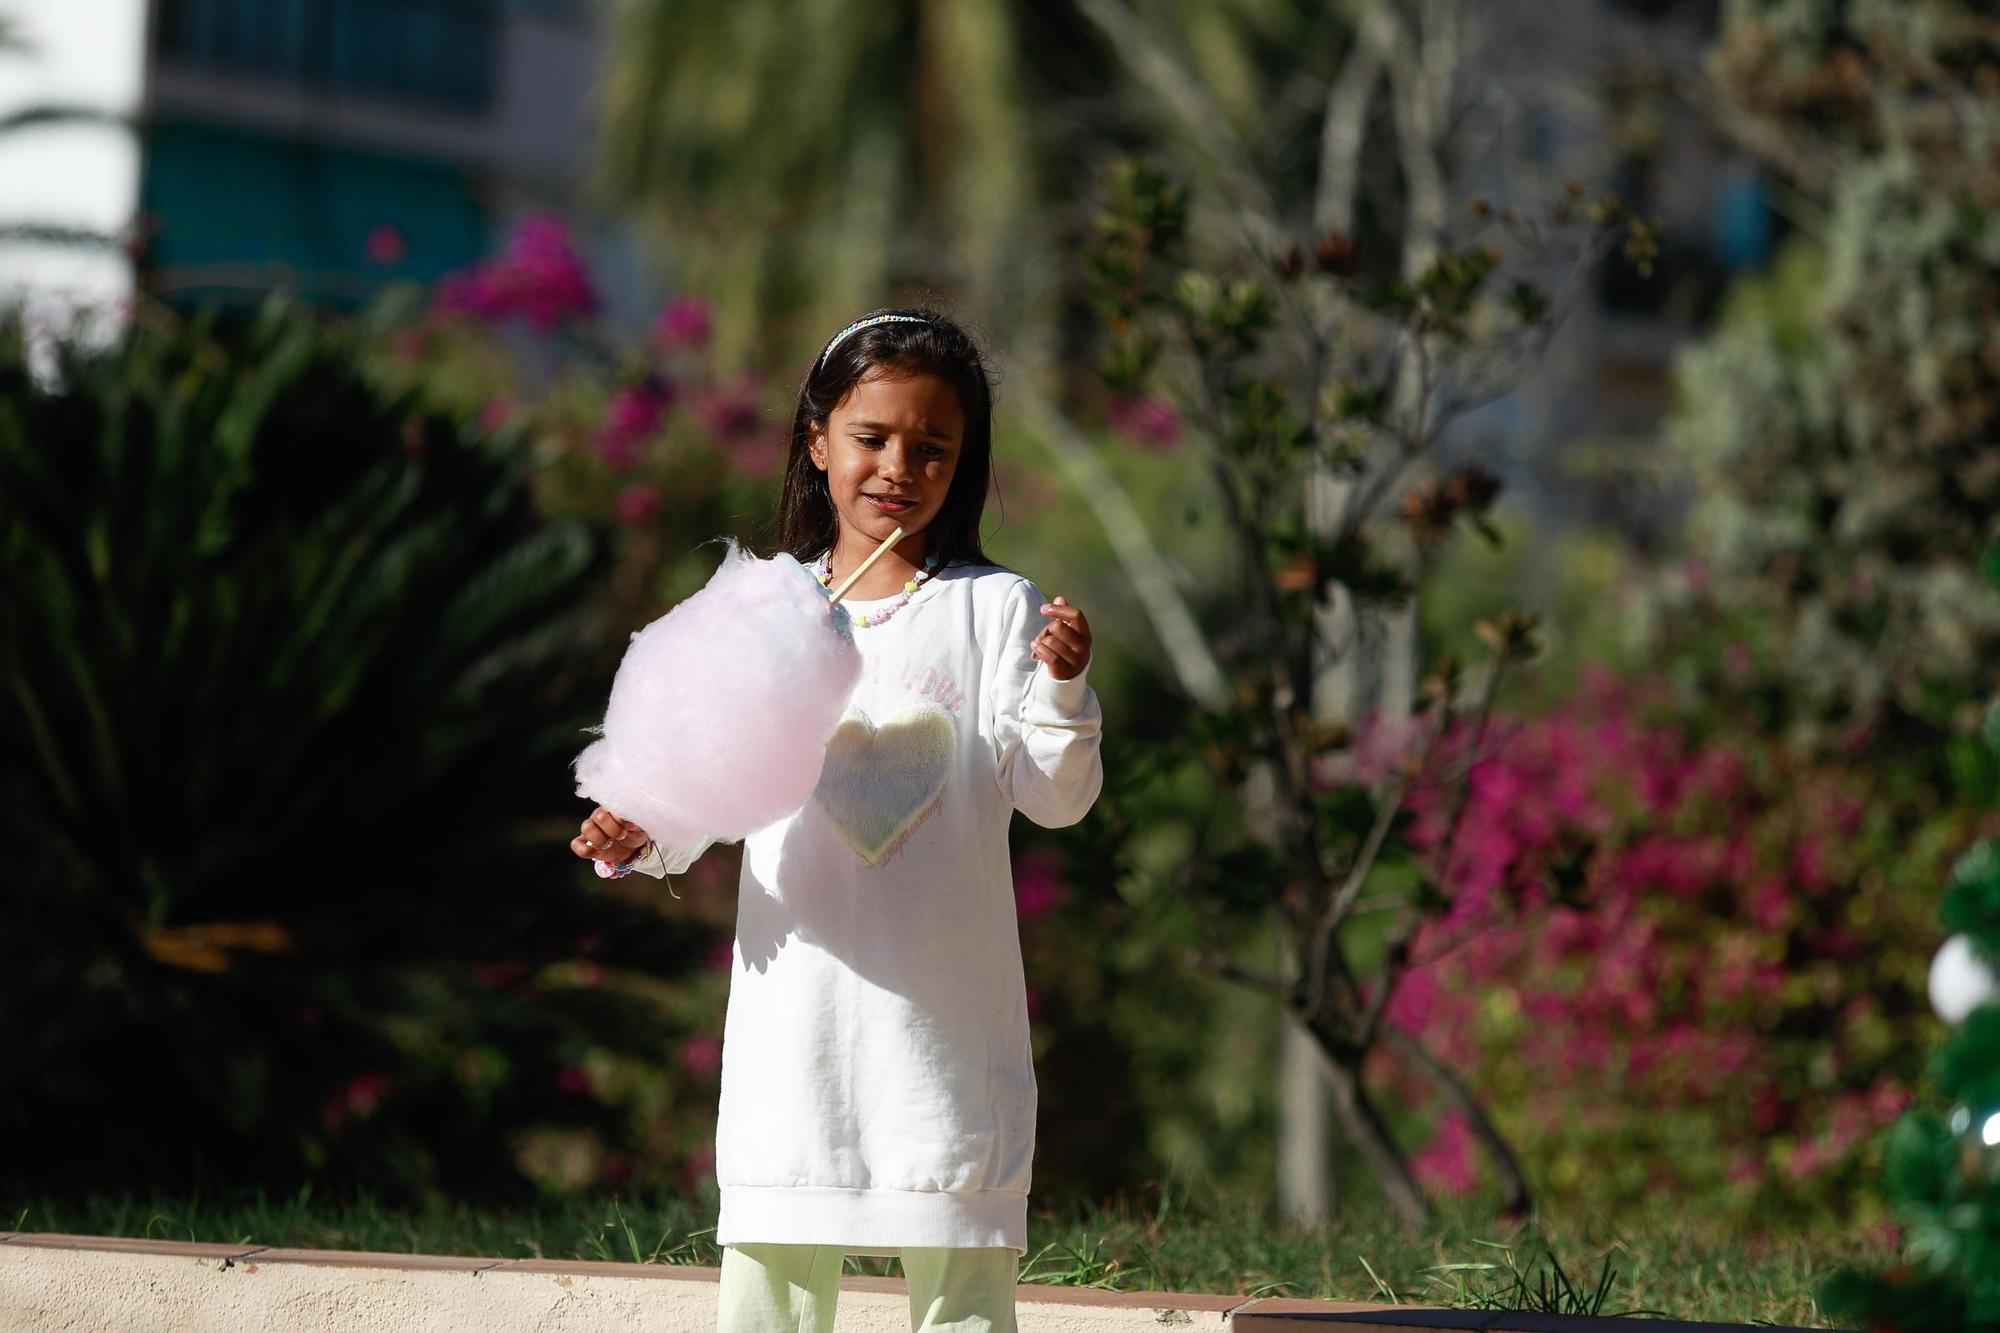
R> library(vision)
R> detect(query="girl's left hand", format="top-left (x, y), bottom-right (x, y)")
top-left (1034, 596), bottom-right (1093, 681)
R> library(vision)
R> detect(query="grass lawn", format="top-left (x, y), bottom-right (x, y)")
top-left (4, 1183), bottom-right (1890, 1327)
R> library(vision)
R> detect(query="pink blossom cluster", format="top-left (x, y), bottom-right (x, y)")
top-left (615, 483), bottom-right (663, 527)
top-left (680, 1034), bottom-right (722, 1079)
top-left (1108, 395), bottom-right (1182, 452)
top-left (1014, 849), bottom-right (1068, 924)
top-left (1782, 1078), bottom-right (1912, 1180)
top-left (1337, 666), bottom-right (1917, 1200)
top-left (696, 377), bottom-right (780, 476)
top-left (681, 1142), bottom-right (717, 1192)
top-left (1411, 1110), bottom-right (1478, 1195)
top-left (434, 216), bottom-right (600, 330)
top-left (365, 223), bottom-right (407, 267)
top-left (320, 1070), bottom-right (391, 1130)
top-left (417, 225), bottom-right (782, 505)
top-left (596, 378), bottom-right (675, 472)
top-left (655, 295), bottom-right (714, 349)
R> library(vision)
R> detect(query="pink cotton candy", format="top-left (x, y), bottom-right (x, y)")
top-left (572, 540), bottom-right (860, 848)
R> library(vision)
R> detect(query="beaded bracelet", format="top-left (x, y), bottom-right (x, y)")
top-left (593, 842), bottom-right (653, 879)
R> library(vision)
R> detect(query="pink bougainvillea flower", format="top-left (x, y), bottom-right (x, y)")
top-left (1791, 835), bottom-right (1831, 895)
top-left (606, 377), bottom-right (674, 437)
top-left (1410, 1111), bottom-right (1477, 1195)
top-left (322, 1070), bottom-right (392, 1129)
top-left (695, 379), bottom-right (779, 475)
top-left (706, 937), bottom-right (736, 973)
top-left (495, 216), bottom-right (599, 329)
top-left (1321, 668), bottom-right (1917, 1215)
top-left (432, 215), bottom-right (599, 329)
top-left (596, 379), bottom-right (673, 471)
top-left (729, 435), bottom-right (784, 477)
top-left (1108, 395), bottom-right (1182, 451)
top-left (365, 223), bottom-right (407, 266)
top-left (595, 433), bottom-right (641, 472)
top-left (1385, 963), bottom-right (1440, 1030)
top-left (434, 266), bottom-right (504, 321)
top-left (557, 1064), bottom-right (595, 1096)
top-left (680, 1143), bottom-right (717, 1192)
top-left (697, 379), bottom-right (763, 441)
top-left (1784, 1138), bottom-right (1824, 1180)
top-left (472, 960), bottom-right (531, 989)
top-left (1867, 1078), bottom-right (1912, 1124)
top-left (680, 1034), bottom-right (723, 1079)
top-left (615, 482), bottom-right (663, 527)
top-left (655, 295), bottom-right (714, 349)
top-left (1013, 850), bottom-right (1067, 924)
top-left (345, 1071), bottom-right (390, 1114)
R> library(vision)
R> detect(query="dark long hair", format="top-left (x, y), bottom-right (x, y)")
top-left (774, 305), bottom-right (997, 568)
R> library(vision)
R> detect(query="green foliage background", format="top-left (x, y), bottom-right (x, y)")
top-left (0, 303), bottom-right (727, 1200)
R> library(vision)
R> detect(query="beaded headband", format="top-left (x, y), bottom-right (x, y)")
top-left (816, 313), bottom-right (931, 370)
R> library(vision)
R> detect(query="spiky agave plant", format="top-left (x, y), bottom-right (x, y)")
top-left (0, 299), bottom-right (714, 1201)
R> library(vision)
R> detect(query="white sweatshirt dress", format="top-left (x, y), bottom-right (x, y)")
top-left (629, 562), bottom-right (1104, 1255)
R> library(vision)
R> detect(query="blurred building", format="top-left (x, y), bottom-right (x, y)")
top-left (137, 0), bottom-right (639, 312)
top-left (1461, 0), bottom-right (1770, 554)
top-left (0, 0), bottom-right (147, 337)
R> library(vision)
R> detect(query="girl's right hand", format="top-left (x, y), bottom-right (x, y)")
top-left (572, 806), bottom-right (651, 863)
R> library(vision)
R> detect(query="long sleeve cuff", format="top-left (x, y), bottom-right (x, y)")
top-left (1026, 654), bottom-right (1093, 716)
top-left (626, 836), bottom-right (712, 879)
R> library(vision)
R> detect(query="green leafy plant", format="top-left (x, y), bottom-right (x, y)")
top-left (1664, 0), bottom-right (2000, 751)
top-left (1819, 548), bottom-right (2000, 1330)
top-left (1081, 154), bottom-right (1644, 1234)
top-left (1419, 1238), bottom-right (1664, 1317)
top-left (0, 299), bottom-right (717, 1200)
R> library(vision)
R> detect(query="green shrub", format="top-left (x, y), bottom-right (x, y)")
top-left (0, 300), bottom-right (718, 1200)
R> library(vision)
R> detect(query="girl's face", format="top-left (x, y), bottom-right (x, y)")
top-left (808, 370), bottom-right (965, 558)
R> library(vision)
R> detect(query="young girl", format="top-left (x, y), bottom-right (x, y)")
top-left (570, 307), bottom-right (1103, 1333)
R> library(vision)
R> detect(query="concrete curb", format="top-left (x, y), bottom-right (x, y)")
top-left (0, 1232), bottom-right (1410, 1333)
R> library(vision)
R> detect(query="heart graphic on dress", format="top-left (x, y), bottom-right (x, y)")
top-left (813, 702), bottom-right (957, 867)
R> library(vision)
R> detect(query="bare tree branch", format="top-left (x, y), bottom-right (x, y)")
top-left (1190, 948), bottom-right (1294, 998)
top-left (1314, 7), bottom-right (1393, 236)
top-left (1355, 653), bottom-right (1505, 1050)
top-left (1072, 0), bottom-right (1285, 253)
top-left (1015, 388), bottom-right (1232, 711)
top-left (1381, 3), bottom-right (1449, 277)
top-left (1304, 700), bottom-right (1449, 1022)
top-left (1383, 1020), bottom-right (1532, 1214)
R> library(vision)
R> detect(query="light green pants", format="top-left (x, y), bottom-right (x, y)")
top-left (716, 1243), bottom-right (1020, 1333)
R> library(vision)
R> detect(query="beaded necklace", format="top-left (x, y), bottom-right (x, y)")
top-left (814, 550), bottom-right (940, 628)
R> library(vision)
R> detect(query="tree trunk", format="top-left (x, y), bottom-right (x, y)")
top-left (1276, 1011), bottom-right (1339, 1221)
top-left (1307, 1011), bottom-right (1432, 1234)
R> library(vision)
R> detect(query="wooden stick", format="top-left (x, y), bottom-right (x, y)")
top-left (827, 526), bottom-right (906, 605)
